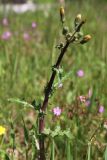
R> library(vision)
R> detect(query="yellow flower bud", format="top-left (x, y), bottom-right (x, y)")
top-left (80, 35), bottom-right (92, 44)
top-left (60, 6), bottom-right (65, 23)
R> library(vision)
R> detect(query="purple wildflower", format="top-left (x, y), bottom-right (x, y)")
top-left (23, 32), bottom-right (30, 41)
top-left (53, 107), bottom-right (61, 116)
top-left (1, 31), bottom-right (11, 40)
top-left (77, 69), bottom-right (84, 77)
top-left (79, 96), bottom-right (86, 103)
top-left (88, 88), bottom-right (93, 98)
top-left (59, 0), bottom-right (65, 3)
top-left (85, 100), bottom-right (91, 107)
top-left (99, 105), bottom-right (104, 113)
top-left (32, 22), bottom-right (37, 28)
top-left (2, 18), bottom-right (8, 26)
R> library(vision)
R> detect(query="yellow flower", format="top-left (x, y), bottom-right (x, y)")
top-left (0, 126), bottom-right (6, 136)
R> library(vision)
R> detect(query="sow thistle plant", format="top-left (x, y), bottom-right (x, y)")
top-left (36, 7), bottom-right (91, 159)
top-left (7, 6), bottom-right (107, 160)
top-left (8, 6), bottom-right (92, 160)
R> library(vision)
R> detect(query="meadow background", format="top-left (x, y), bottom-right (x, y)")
top-left (0, 0), bottom-right (107, 159)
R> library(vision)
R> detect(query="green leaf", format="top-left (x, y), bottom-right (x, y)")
top-left (8, 98), bottom-right (34, 109)
top-left (59, 131), bottom-right (64, 136)
top-left (55, 126), bottom-right (61, 132)
top-left (63, 129), bottom-right (72, 139)
top-left (5, 154), bottom-right (11, 160)
top-left (54, 70), bottom-right (72, 88)
top-left (51, 126), bottom-right (61, 137)
top-left (43, 128), bottom-right (51, 135)
top-left (31, 100), bottom-right (41, 111)
top-left (0, 151), bottom-right (10, 160)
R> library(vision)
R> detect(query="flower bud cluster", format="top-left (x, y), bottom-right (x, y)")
top-left (59, 7), bottom-right (92, 45)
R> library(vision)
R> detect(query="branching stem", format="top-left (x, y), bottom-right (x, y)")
top-left (38, 20), bottom-right (85, 160)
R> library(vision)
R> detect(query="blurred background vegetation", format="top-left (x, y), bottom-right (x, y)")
top-left (0, 0), bottom-right (107, 159)
top-left (0, 0), bottom-right (106, 120)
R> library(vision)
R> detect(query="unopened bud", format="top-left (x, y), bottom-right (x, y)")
top-left (76, 14), bottom-right (82, 21)
top-left (66, 33), bottom-right (72, 41)
top-left (56, 42), bottom-right (64, 49)
top-left (60, 6), bottom-right (65, 23)
top-left (62, 26), bottom-right (69, 35)
top-left (75, 14), bottom-right (82, 31)
top-left (77, 32), bottom-right (83, 38)
top-left (80, 35), bottom-right (91, 44)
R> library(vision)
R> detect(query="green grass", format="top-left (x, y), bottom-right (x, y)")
top-left (0, 0), bottom-right (107, 159)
